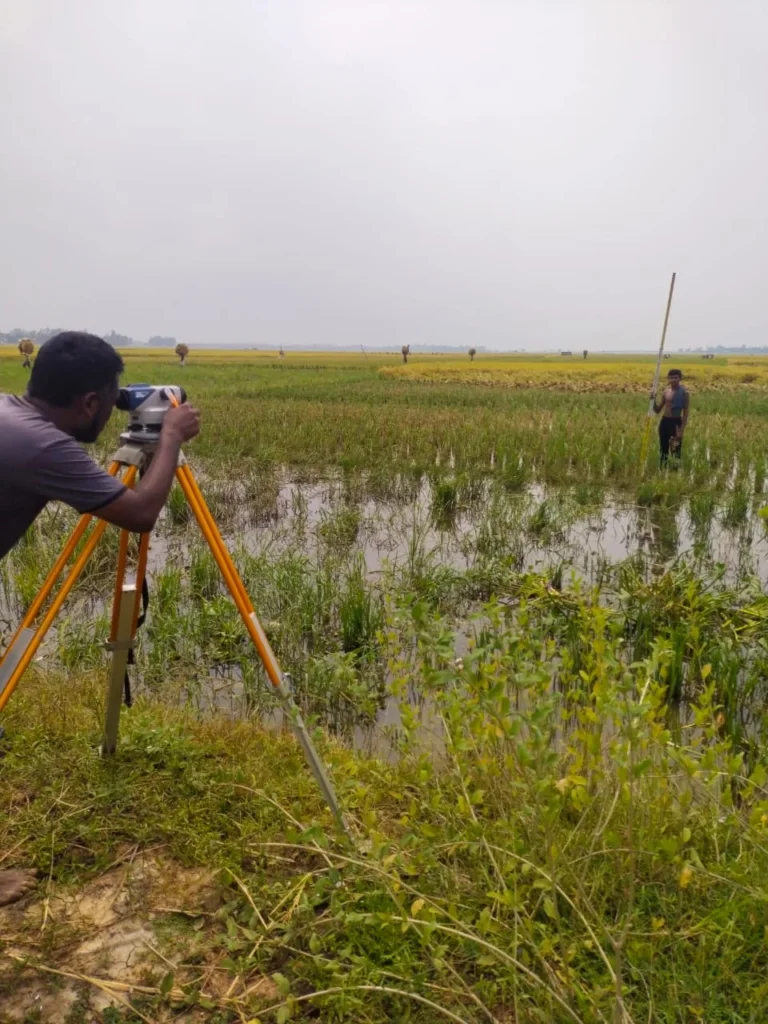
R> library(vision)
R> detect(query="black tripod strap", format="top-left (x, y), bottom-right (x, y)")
top-left (123, 576), bottom-right (149, 707)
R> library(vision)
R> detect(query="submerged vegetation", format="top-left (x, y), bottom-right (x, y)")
top-left (2, 347), bottom-right (768, 1021)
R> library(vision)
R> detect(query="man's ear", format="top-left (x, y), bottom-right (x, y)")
top-left (80, 391), bottom-right (100, 417)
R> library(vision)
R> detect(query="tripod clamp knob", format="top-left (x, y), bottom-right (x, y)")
top-left (104, 638), bottom-right (136, 653)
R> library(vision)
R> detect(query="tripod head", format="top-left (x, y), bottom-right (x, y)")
top-left (116, 384), bottom-right (187, 444)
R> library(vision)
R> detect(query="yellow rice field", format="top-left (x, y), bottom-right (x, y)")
top-left (381, 355), bottom-right (768, 393)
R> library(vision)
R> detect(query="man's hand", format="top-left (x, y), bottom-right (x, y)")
top-left (162, 403), bottom-right (200, 444)
top-left (95, 403), bottom-right (202, 534)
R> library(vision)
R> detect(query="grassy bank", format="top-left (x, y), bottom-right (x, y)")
top-left (3, 579), bottom-right (768, 1022)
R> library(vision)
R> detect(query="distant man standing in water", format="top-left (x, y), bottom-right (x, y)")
top-left (652, 368), bottom-right (689, 466)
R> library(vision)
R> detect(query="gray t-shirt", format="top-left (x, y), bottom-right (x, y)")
top-left (0, 394), bottom-right (126, 559)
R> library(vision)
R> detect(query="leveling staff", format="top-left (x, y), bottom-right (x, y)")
top-left (0, 331), bottom-right (200, 907)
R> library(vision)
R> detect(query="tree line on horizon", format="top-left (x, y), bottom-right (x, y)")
top-left (0, 328), bottom-right (178, 348)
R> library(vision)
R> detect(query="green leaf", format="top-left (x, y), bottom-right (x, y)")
top-left (276, 1007), bottom-right (291, 1024)
top-left (411, 898), bottom-right (425, 917)
top-left (570, 785), bottom-right (589, 811)
top-left (309, 933), bottom-right (321, 954)
top-left (543, 896), bottom-right (557, 920)
top-left (272, 972), bottom-right (291, 998)
top-left (477, 906), bottom-right (492, 934)
top-left (160, 971), bottom-right (174, 996)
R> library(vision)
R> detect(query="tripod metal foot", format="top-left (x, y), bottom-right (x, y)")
top-left (101, 584), bottom-right (136, 755)
top-left (276, 670), bottom-right (348, 833)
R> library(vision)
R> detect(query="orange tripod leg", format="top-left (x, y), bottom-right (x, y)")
top-left (131, 532), bottom-right (151, 633)
top-left (1, 462), bottom-right (122, 658)
top-left (177, 465), bottom-right (253, 609)
top-left (110, 529), bottom-right (132, 641)
top-left (174, 466), bottom-right (280, 683)
top-left (0, 464), bottom-right (138, 714)
top-left (107, 465), bottom-right (147, 642)
top-left (102, 528), bottom-right (149, 754)
top-left (175, 464), bottom-right (347, 832)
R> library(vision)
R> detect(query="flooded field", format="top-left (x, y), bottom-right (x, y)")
top-left (215, 473), bottom-right (768, 585)
top-left (4, 349), bottom-right (768, 1023)
top-left (4, 469), bottom-right (768, 758)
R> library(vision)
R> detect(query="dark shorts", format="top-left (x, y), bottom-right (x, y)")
top-left (659, 417), bottom-right (683, 461)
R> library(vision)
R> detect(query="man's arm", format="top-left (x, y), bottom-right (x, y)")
top-left (96, 404), bottom-right (200, 533)
top-left (680, 394), bottom-right (690, 433)
top-left (27, 403), bottom-right (200, 534)
top-left (651, 389), bottom-right (663, 414)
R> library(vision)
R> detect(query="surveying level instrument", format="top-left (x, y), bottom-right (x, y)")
top-left (0, 386), bottom-right (348, 835)
top-left (115, 384), bottom-right (186, 443)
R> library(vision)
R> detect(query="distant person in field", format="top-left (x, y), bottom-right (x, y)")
top-left (652, 368), bottom-right (689, 466)
top-left (0, 331), bottom-right (200, 908)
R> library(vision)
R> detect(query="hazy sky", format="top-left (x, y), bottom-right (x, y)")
top-left (1, 1), bottom-right (766, 350)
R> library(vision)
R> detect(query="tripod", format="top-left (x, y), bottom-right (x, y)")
top-left (0, 439), bottom-right (347, 833)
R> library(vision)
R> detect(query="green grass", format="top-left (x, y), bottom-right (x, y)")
top-left (2, 348), bottom-right (767, 494)
top-left (3, 581), bottom-right (768, 1022)
top-left (3, 348), bottom-right (768, 1021)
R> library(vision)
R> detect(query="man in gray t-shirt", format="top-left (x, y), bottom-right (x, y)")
top-left (0, 393), bottom-right (128, 558)
top-left (0, 331), bottom-right (200, 906)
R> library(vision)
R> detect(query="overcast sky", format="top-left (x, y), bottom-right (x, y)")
top-left (1, 1), bottom-right (766, 350)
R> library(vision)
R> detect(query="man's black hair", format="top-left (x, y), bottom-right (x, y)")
top-left (28, 332), bottom-right (124, 407)
top-left (667, 368), bottom-right (683, 378)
